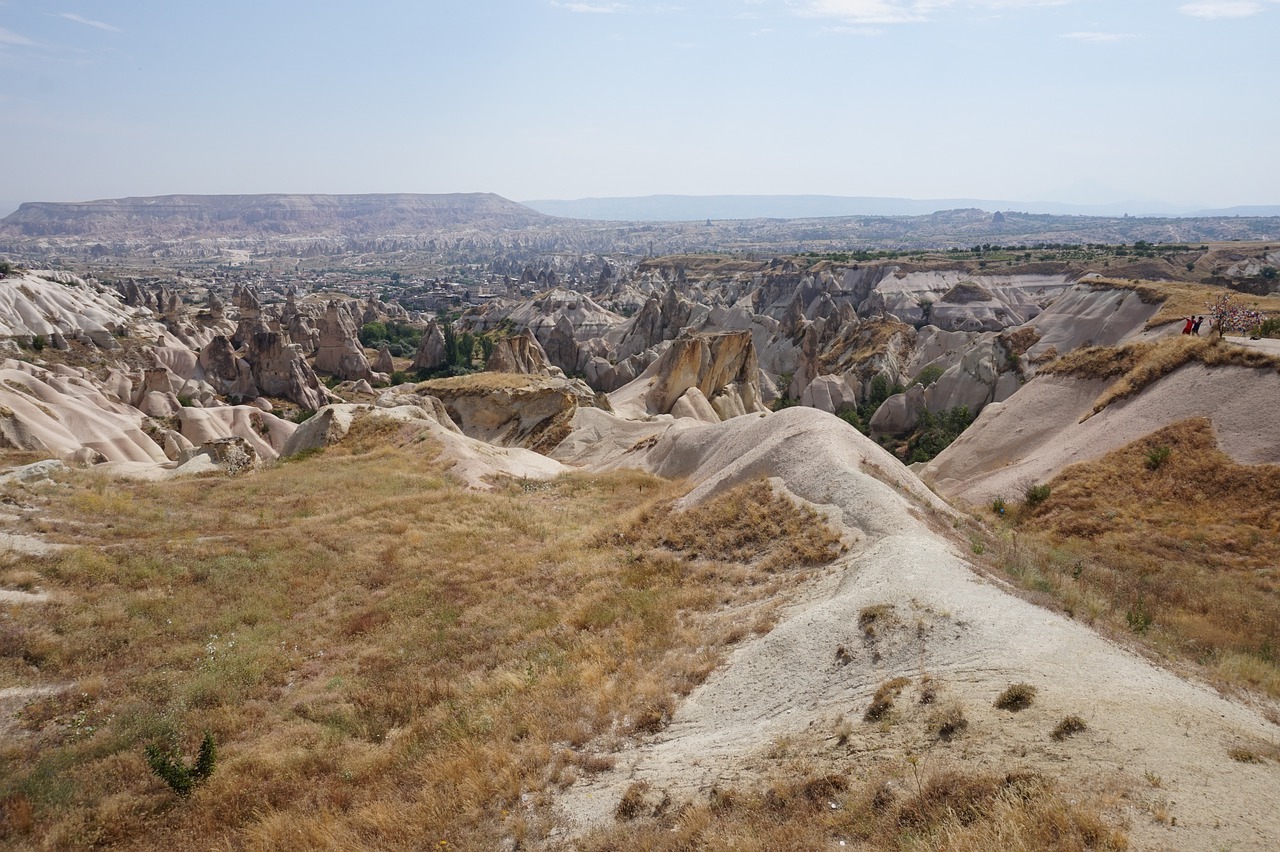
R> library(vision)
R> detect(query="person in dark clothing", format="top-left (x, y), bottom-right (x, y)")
top-left (1192, 316), bottom-right (1204, 335)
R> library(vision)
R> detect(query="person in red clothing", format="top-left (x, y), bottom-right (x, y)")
top-left (1182, 317), bottom-right (1194, 334)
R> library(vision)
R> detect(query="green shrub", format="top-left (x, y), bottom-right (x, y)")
top-left (0, 260), bottom-right (13, 276)
top-left (906, 405), bottom-right (972, 464)
top-left (359, 321), bottom-right (423, 353)
top-left (145, 730), bottom-right (216, 797)
top-left (1144, 445), bottom-right (1171, 471)
top-left (1126, 598), bottom-right (1153, 634)
top-left (910, 364), bottom-right (944, 388)
top-left (1024, 483), bottom-right (1051, 507)
top-left (991, 497), bottom-right (1007, 516)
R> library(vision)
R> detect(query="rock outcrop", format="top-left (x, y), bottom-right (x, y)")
top-left (415, 374), bottom-right (603, 453)
top-left (613, 330), bottom-right (767, 421)
top-left (198, 336), bottom-right (258, 401)
top-left (486, 330), bottom-right (556, 376)
top-left (314, 301), bottom-right (373, 381)
top-left (372, 343), bottom-right (395, 376)
top-left (411, 320), bottom-right (448, 372)
top-left (246, 331), bottom-right (328, 411)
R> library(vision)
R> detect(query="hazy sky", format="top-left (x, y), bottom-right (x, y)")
top-left (1, 1), bottom-right (1277, 214)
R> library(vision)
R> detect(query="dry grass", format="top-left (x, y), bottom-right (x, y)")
top-left (599, 479), bottom-right (845, 573)
top-left (1040, 335), bottom-right (1280, 418)
top-left (1091, 277), bottom-right (1280, 330)
top-left (580, 766), bottom-right (1126, 851)
top-left (415, 372), bottom-right (551, 394)
top-left (994, 683), bottom-right (1038, 712)
top-left (928, 701), bottom-right (969, 741)
top-left (1052, 716), bottom-right (1088, 741)
top-left (983, 418), bottom-right (1280, 698)
top-left (864, 677), bottom-right (912, 723)
top-left (819, 317), bottom-right (913, 373)
top-left (0, 445), bottom-right (844, 849)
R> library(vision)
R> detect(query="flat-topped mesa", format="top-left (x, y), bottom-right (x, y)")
top-left (0, 192), bottom-right (555, 239)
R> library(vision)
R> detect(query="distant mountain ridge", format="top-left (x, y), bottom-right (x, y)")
top-left (0, 192), bottom-right (559, 238)
top-left (522, 194), bottom-right (1280, 222)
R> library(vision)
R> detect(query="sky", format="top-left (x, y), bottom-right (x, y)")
top-left (1, 1), bottom-right (1278, 215)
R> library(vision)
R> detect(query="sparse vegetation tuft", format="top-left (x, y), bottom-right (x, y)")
top-left (582, 766), bottom-right (1126, 851)
top-left (1228, 746), bottom-right (1262, 763)
top-left (1052, 716), bottom-right (1088, 741)
top-left (994, 683), bottom-right (1038, 712)
top-left (929, 701), bottom-right (969, 740)
top-left (858, 603), bottom-right (894, 639)
top-left (1143, 444), bottom-right (1171, 470)
top-left (1023, 482), bottom-right (1051, 507)
top-left (864, 676), bottom-right (911, 722)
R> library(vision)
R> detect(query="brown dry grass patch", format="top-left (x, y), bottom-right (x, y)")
top-left (1040, 335), bottom-right (1280, 418)
top-left (991, 418), bottom-right (1280, 697)
top-left (0, 446), bottom-right (842, 849)
top-left (581, 766), bottom-right (1126, 851)
top-left (415, 371), bottom-right (550, 394)
top-left (994, 683), bottom-right (1038, 712)
top-left (864, 676), bottom-right (911, 722)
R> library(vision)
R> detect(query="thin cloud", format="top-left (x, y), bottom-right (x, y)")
top-left (791, 1), bottom-right (1071, 26)
top-left (0, 26), bottom-right (34, 45)
top-left (1179, 1), bottom-right (1264, 18)
top-left (794, 1), bottom-right (934, 25)
top-left (827, 24), bottom-right (887, 34)
top-left (56, 12), bottom-right (122, 32)
top-left (974, 0), bottom-right (1070, 7)
top-left (1061, 31), bottom-right (1132, 43)
top-left (550, 1), bottom-right (629, 12)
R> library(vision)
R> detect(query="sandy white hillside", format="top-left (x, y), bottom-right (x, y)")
top-left (922, 361), bottom-right (1280, 506)
top-left (553, 407), bottom-right (1280, 850)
